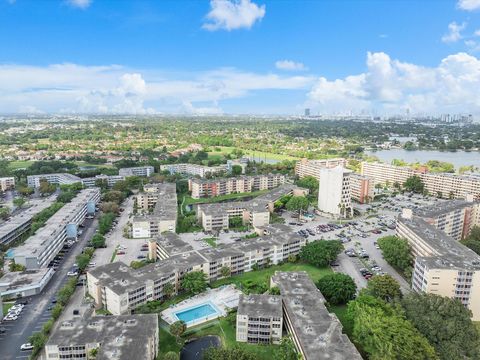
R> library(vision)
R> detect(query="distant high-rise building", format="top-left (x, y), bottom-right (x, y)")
top-left (304, 108), bottom-right (310, 117)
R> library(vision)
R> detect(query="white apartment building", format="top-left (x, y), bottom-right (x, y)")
top-left (317, 166), bottom-right (353, 218)
top-left (45, 315), bottom-right (159, 360)
top-left (132, 183), bottom-right (177, 238)
top-left (87, 224), bottom-right (307, 315)
top-left (361, 162), bottom-right (480, 199)
top-left (81, 174), bottom-right (125, 188)
top-left (189, 173), bottom-right (286, 199)
top-left (119, 166), bottom-right (154, 177)
top-left (0, 177), bottom-right (15, 191)
top-left (236, 294), bottom-right (283, 344)
top-left (270, 272), bottom-right (362, 359)
top-left (27, 173), bottom-right (82, 188)
top-left (0, 195), bottom-right (57, 246)
top-left (160, 163), bottom-right (227, 178)
top-left (13, 188), bottom-right (100, 269)
top-left (397, 207), bottom-right (480, 321)
top-left (294, 158), bottom-right (347, 180)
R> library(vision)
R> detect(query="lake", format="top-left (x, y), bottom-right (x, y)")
top-left (180, 335), bottom-right (221, 360)
top-left (366, 149), bottom-right (480, 170)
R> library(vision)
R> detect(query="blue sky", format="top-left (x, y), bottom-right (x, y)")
top-left (1, 0), bottom-right (480, 115)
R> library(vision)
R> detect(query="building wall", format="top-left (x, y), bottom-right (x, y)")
top-left (0, 177), bottom-right (15, 191)
top-left (294, 158), bottom-right (347, 180)
top-left (317, 167), bottom-right (353, 217)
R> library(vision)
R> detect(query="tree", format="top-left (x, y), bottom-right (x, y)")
top-left (278, 337), bottom-right (298, 360)
top-left (39, 179), bottom-right (56, 195)
top-left (296, 176), bottom-right (319, 194)
top-left (13, 197), bottom-right (26, 208)
top-left (163, 283), bottom-right (175, 298)
top-left (9, 259), bottom-right (26, 272)
top-left (203, 347), bottom-right (257, 360)
top-left (347, 294), bottom-right (438, 360)
top-left (403, 175), bottom-right (425, 193)
top-left (29, 331), bottom-right (48, 356)
top-left (285, 196), bottom-right (309, 212)
top-left (0, 207), bottom-right (10, 220)
top-left (231, 165), bottom-right (243, 175)
top-left (17, 185), bottom-right (34, 196)
top-left (299, 240), bottom-right (342, 268)
top-left (91, 234), bottom-right (106, 248)
top-left (461, 225), bottom-right (480, 255)
top-left (377, 235), bottom-right (412, 275)
top-left (169, 320), bottom-right (186, 342)
top-left (402, 293), bottom-right (480, 360)
top-left (181, 271), bottom-right (208, 294)
top-left (220, 266), bottom-right (231, 278)
top-left (163, 352), bottom-right (179, 360)
top-left (76, 254), bottom-right (91, 272)
top-left (317, 273), bottom-right (356, 305)
top-left (98, 212), bottom-right (116, 235)
top-left (100, 201), bottom-right (120, 214)
top-left (364, 275), bottom-right (401, 302)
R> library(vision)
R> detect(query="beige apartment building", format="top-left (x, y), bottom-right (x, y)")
top-left (0, 177), bottom-right (15, 191)
top-left (294, 158), bottom-right (347, 179)
top-left (361, 162), bottom-right (480, 199)
top-left (397, 206), bottom-right (480, 321)
top-left (87, 224), bottom-right (307, 315)
top-left (236, 294), bottom-right (283, 344)
top-left (349, 173), bottom-right (375, 204)
top-left (160, 163), bottom-right (227, 178)
top-left (189, 173), bottom-right (286, 199)
top-left (132, 183), bottom-right (177, 238)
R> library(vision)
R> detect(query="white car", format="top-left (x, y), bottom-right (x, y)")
top-left (4, 315), bottom-right (18, 321)
top-left (88, 262), bottom-right (96, 267)
top-left (20, 343), bottom-right (33, 351)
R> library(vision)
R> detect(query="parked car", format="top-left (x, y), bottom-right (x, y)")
top-left (20, 343), bottom-right (33, 351)
top-left (117, 251), bottom-right (125, 255)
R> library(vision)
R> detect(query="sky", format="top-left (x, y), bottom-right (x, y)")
top-left (1, 0), bottom-right (480, 116)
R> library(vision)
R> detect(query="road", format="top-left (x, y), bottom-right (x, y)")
top-left (0, 217), bottom-right (98, 360)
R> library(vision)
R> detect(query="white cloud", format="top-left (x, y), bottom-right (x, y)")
top-left (307, 51), bottom-right (480, 115)
top-left (275, 60), bottom-right (307, 71)
top-left (0, 63), bottom-right (313, 114)
top-left (474, 29), bottom-right (480, 36)
top-left (203, 0), bottom-right (265, 31)
top-left (458, 0), bottom-right (480, 11)
top-left (66, 0), bottom-right (92, 9)
top-left (442, 21), bottom-right (467, 43)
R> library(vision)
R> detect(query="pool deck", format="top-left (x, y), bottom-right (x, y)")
top-left (161, 285), bottom-right (242, 327)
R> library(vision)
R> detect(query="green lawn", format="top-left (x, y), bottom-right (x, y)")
top-left (159, 326), bottom-right (183, 355)
top-left (206, 146), bottom-right (299, 161)
top-left (2, 302), bottom-right (14, 315)
top-left (211, 262), bottom-right (332, 292)
top-left (203, 237), bottom-right (217, 248)
top-left (8, 160), bottom-right (34, 170)
top-left (328, 304), bottom-right (353, 336)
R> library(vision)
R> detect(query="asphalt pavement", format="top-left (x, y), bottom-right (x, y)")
top-left (0, 217), bottom-right (98, 360)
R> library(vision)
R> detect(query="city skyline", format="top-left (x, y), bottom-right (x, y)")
top-left (1, 0), bottom-right (480, 115)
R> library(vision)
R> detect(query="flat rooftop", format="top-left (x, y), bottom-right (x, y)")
top-left (238, 294), bottom-right (282, 318)
top-left (0, 268), bottom-right (52, 292)
top-left (47, 315), bottom-right (158, 360)
top-left (398, 216), bottom-right (480, 270)
top-left (271, 271), bottom-right (362, 360)
top-left (13, 188), bottom-right (99, 259)
top-left (414, 199), bottom-right (477, 218)
top-left (154, 233), bottom-right (193, 256)
top-left (0, 195), bottom-right (57, 243)
top-left (133, 183), bottom-right (177, 222)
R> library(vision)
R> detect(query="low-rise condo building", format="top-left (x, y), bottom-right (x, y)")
top-left (0, 176), bottom-right (15, 191)
top-left (27, 173), bottom-right (82, 188)
top-left (132, 183), bottom-right (177, 238)
top-left (397, 203), bottom-right (480, 321)
top-left (81, 174), bottom-right (125, 188)
top-left (317, 166), bottom-right (353, 218)
top-left (294, 158), bottom-right (347, 180)
top-left (45, 315), bottom-right (159, 360)
top-left (13, 188), bottom-right (100, 269)
top-left (236, 294), bottom-right (283, 344)
top-left (160, 163), bottom-right (227, 178)
top-left (87, 224), bottom-right (307, 315)
top-left (189, 173), bottom-right (286, 199)
top-left (119, 166), bottom-right (154, 177)
top-left (270, 272), bottom-right (362, 360)
top-left (0, 195), bottom-right (57, 246)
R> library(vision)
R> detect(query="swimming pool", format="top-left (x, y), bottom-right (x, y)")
top-left (174, 302), bottom-right (221, 324)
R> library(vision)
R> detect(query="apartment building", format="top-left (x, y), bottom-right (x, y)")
top-left (397, 209), bottom-right (480, 320)
top-left (361, 162), bottom-right (480, 199)
top-left (45, 315), bottom-right (158, 360)
top-left (196, 184), bottom-right (307, 231)
top-left (88, 224), bottom-right (307, 314)
top-left (270, 272), bottom-right (362, 360)
top-left (0, 267), bottom-right (54, 298)
top-left (236, 294), bottom-right (283, 344)
top-left (27, 173), bottom-right (82, 188)
top-left (0, 195), bottom-right (57, 246)
top-left (13, 188), bottom-right (100, 269)
top-left (294, 158), bottom-right (347, 180)
top-left (81, 174), bottom-right (125, 188)
top-left (132, 183), bottom-right (177, 238)
top-left (160, 163), bottom-right (227, 178)
top-left (349, 173), bottom-right (375, 204)
top-left (0, 177), bottom-right (15, 191)
top-left (317, 166), bottom-right (353, 218)
top-left (189, 174), bottom-right (286, 199)
top-left (119, 166), bottom-right (154, 177)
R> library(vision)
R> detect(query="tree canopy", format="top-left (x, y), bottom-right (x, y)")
top-left (317, 273), bottom-right (356, 305)
top-left (363, 275), bottom-right (402, 302)
top-left (285, 196), bottom-right (309, 212)
top-left (403, 175), bottom-right (425, 193)
top-left (295, 176), bottom-right (319, 194)
top-left (377, 235), bottom-right (413, 276)
top-left (181, 271), bottom-right (208, 294)
top-left (299, 240), bottom-right (342, 268)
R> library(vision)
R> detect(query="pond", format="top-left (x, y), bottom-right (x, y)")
top-left (180, 335), bottom-right (221, 360)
